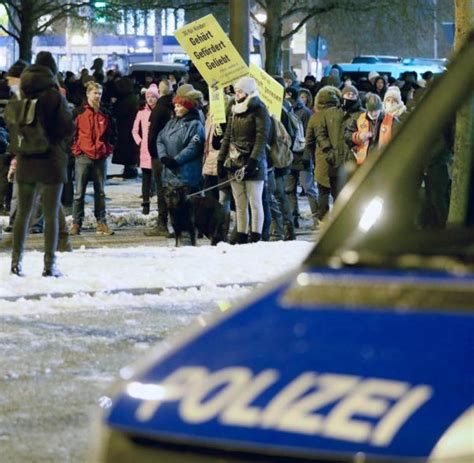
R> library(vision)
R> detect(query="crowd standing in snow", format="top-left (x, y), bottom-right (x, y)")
top-left (0, 52), bottom-right (452, 276)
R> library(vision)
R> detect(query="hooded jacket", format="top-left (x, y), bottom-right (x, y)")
top-left (305, 86), bottom-right (345, 186)
top-left (15, 64), bottom-right (74, 184)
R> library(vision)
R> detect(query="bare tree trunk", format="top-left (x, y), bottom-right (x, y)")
top-left (448, 0), bottom-right (473, 225)
top-left (18, 28), bottom-right (33, 63)
top-left (153, 8), bottom-right (163, 61)
top-left (264, 0), bottom-right (283, 74)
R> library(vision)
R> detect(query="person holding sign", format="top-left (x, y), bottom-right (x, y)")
top-left (217, 77), bottom-right (270, 244)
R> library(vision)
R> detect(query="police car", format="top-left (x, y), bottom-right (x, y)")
top-left (91, 32), bottom-right (474, 463)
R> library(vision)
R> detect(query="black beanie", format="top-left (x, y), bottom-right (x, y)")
top-left (35, 51), bottom-right (58, 75)
top-left (285, 86), bottom-right (299, 101)
top-left (7, 59), bottom-right (28, 78)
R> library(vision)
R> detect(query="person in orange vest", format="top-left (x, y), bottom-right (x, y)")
top-left (347, 93), bottom-right (399, 165)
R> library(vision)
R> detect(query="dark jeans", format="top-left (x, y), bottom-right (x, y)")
top-left (72, 154), bottom-right (107, 226)
top-left (151, 158), bottom-right (168, 226)
top-left (13, 182), bottom-right (63, 264)
top-left (286, 169), bottom-right (319, 221)
top-left (61, 155), bottom-right (75, 207)
top-left (317, 176), bottom-right (339, 220)
top-left (0, 161), bottom-right (13, 210)
top-left (141, 168), bottom-right (152, 205)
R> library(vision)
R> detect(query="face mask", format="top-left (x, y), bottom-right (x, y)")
top-left (9, 84), bottom-right (19, 94)
top-left (367, 111), bottom-right (380, 120)
top-left (384, 102), bottom-right (396, 111)
top-left (342, 99), bottom-right (357, 110)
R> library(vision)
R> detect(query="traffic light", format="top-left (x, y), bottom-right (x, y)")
top-left (92, 1), bottom-right (107, 23)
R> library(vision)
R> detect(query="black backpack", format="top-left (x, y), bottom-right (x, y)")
top-left (4, 98), bottom-right (50, 155)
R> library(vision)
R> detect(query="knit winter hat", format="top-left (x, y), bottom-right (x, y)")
top-left (35, 51), bottom-right (58, 75)
top-left (383, 86), bottom-right (402, 104)
top-left (145, 83), bottom-right (159, 99)
top-left (368, 71), bottom-right (380, 84)
top-left (285, 86), bottom-right (299, 101)
top-left (7, 59), bottom-right (28, 78)
top-left (158, 79), bottom-right (171, 96)
top-left (173, 83), bottom-right (203, 110)
top-left (365, 93), bottom-right (383, 111)
top-left (233, 76), bottom-right (258, 96)
top-left (341, 85), bottom-right (359, 98)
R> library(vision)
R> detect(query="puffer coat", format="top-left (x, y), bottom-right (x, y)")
top-left (218, 95), bottom-right (270, 181)
top-left (157, 108), bottom-right (205, 188)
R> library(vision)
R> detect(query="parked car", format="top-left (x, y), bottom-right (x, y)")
top-left (331, 58), bottom-right (446, 82)
top-left (351, 55), bottom-right (402, 64)
top-left (128, 61), bottom-right (189, 85)
top-left (91, 31), bottom-right (474, 463)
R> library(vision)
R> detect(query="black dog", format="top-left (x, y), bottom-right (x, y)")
top-left (164, 186), bottom-right (226, 247)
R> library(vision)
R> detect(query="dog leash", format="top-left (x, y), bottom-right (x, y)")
top-left (186, 168), bottom-right (247, 198)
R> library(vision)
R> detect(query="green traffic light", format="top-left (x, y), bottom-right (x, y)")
top-left (93, 1), bottom-right (107, 7)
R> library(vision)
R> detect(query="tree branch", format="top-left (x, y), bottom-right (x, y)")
top-left (0, 24), bottom-right (19, 42)
top-left (250, 11), bottom-right (265, 27)
top-left (1, 1), bottom-right (21, 35)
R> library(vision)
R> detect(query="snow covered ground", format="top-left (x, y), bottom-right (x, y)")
top-left (0, 231), bottom-right (313, 461)
top-left (0, 240), bottom-right (312, 302)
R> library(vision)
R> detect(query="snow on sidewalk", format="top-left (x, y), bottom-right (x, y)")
top-left (0, 240), bottom-right (313, 303)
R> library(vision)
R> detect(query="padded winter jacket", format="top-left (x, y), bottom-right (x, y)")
top-left (157, 108), bottom-right (205, 189)
top-left (72, 104), bottom-right (114, 160)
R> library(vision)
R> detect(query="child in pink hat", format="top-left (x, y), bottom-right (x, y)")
top-left (132, 83), bottom-right (159, 214)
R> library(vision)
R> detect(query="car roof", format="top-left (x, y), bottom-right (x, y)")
top-left (129, 61), bottom-right (188, 73)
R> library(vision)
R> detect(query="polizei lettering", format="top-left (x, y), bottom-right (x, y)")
top-left (131, 366), bottom-right (433, 447)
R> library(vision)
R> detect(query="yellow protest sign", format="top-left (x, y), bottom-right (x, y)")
top-left (174, 14), bottom-right (249, 89)
top-left (209, 86), bottom-right (227, 124)
top-left (249, 63), bottom-right (284, 121)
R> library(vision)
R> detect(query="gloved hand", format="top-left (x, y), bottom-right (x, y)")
top-left (161, 156), bottom-right (179, 169)
top-left (217, 160), bottom-right (227, 179)
top-left (244, 157), bottom-right (258, 178)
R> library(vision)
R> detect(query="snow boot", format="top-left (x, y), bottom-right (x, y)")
top-left (42, 255), bottom-right (62, 277)
top-left (142, 202), bottom-right (150, 215)
top-left (250, 232), bottom-right (261, 243)
top-left (236, 232), bottom-right (248, 244)
top-left (10, 251), bottom-right (23, 277)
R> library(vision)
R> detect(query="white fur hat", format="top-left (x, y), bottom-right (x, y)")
top-left (368, 71), bottom-right (380, 84)
top-left (384, 85), bottom-right (402, 103)
top-left (234, 76), bottom-right (258, 95)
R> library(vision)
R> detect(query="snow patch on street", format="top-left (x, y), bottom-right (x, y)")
top-left (0, 241), bottom-right (312, 309)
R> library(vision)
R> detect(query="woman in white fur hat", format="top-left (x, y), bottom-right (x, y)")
top-left (383, 86), bottom-right (408, 121)
top-left (217, 76), bottom-right (270, 244)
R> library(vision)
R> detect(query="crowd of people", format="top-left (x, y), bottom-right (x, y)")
top-left (0, 52), bottom-right (452, 276)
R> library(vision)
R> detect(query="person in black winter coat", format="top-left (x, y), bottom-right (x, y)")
top-left (144, 79), bottom-right (175, 236)
top-left (7, 53), bottom-right (75, 277)
top-left (284, 86), bottom-right (319, 232)
top-left (218, 76), bottom-right (270, 244)
top-left (111, 77), bottom-right (139, 178)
